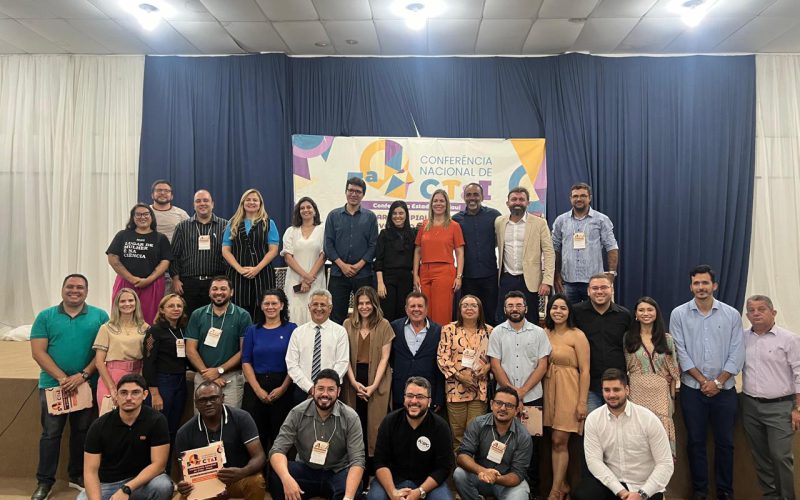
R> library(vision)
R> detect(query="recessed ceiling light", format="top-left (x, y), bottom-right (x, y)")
top-left (314, 41), bottom-right (329, 47)
top-left (668, 0), bottom-right (720, 27)
top-left (390, 0), bottom-right (445, 31)
top-left (120, 0), bottom-right (174, 31)
top-left (345, 39), bottom-right (359, 45)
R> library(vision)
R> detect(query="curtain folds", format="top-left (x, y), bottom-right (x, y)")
top-left (0, 55), bottom-right (144, 329)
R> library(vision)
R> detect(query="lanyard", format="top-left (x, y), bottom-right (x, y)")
top-left (313, 415), bottom-right (337, 444)
top-left (492, 425), bottom-right (512, 445)
top-left (208, 305), bottom-right (228, 331)
top-left (167, 326), bottom-right (183, 341)
top-left (199, 406), bottom-right (227, 445)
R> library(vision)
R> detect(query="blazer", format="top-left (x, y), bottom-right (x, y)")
top-left (389, 317), bottom-right (445, 410)
top-left (495, 214), bottom-right (556, 292)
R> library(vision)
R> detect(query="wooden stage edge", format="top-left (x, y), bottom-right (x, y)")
top-left (0, 341), bottom-right (797, 499)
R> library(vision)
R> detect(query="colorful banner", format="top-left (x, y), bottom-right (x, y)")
top-left (292, 135), bottom-right (547, 228)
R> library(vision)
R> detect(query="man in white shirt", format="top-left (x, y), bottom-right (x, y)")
top-left (574, 368), bottom-right (673, 500)
top-left (285, 290), bottom-right (350, 405)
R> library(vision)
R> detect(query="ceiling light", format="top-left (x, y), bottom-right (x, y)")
top-left (120, 0), bottom-right (174, 31)
top-left (668, 0), bottom-right (720, 28)
top-left (390, 0), bottom-right (445, 31)
top-left (314, 41), bottom-right (329, 47)
top-left (345, 39), bottom-right (359, 45)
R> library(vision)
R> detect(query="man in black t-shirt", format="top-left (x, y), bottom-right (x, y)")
top-left (175, 381), bottom-right (266, 500)
top-left (79, 374), bottom-right (172, 500)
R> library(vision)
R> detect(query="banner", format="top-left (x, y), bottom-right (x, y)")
top-left (292, 136), bottom-right (547, 228)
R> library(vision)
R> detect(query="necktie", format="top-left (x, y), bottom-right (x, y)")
top-left (311, 325), bottom-right (322, 381)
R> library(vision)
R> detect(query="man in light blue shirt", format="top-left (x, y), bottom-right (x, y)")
top-left (552, 183), bottom-right (618, 304)
top-left (669, 265), bottom-right (744, 500)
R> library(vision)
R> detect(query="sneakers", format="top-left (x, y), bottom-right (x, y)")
top-left (69, 475), bottom-right (85, 491)
top-left (31, 483), bottom-right (52, 500)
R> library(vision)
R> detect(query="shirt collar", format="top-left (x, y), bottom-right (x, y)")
top-left (748, 323), bottom-right (778, 336)
top-left (57, 302), bottom-right (88, 316)
top-left (497, 319), bottom-right (535, 332)
top-left (302, 398), bottom-right (343, 418)
top-left (689, 298), bottom-right (720, 312)
top-left (603, 400), bottom-right (632, 420)
top-left (206, 303), bottom-right (235, 317)
top-left (570, 207), bottom-right (594, 219)
top-left (191, 213), bottom-right (221, 224)
top-left (342, 204), bottom-right (362, 215)
top-left (404, 317), bottom-right (430, 330)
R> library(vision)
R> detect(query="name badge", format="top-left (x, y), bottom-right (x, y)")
top-left (198, 235), bottom-right (211, 251)
top-left (461, 348), bottom-right (477, 369)
top-left (573, 232), bottom-right (586, 249)
top-left (310, 440), bottom-right (329, 465)
top-left (175, 338), bottom-right (186, 358)
top-left (487, 440), bottom-right (507, 464)
top-left (204, 327), bottom-right (222, 348)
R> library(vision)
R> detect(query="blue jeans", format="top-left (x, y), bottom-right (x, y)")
top-left (269, 461), bottom-right (363, 500)
top-left (328, 274), bottom-right (374, 324)
top-left (37, 388), bottom-right (95, 485)
top-left (453, 467), bottom-right (529, 500)
top-left (681, 386), bottom-right (738, 496)
top-left (77, 473), bottom-right (173, 500)
top-left (156, 372), bottom-right (187, 440)
top-left (368, 478), bottom-right (452, 500)
top-left (562, 282), bottom-right (588, 305)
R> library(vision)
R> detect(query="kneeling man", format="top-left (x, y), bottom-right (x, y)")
top-left (454, 386), bottom-right (532, 500)
top-left (573, 369), bottom-right (673, 500)
top-left (80, 374), bottom-right (172, 500)
top-left (175, 381), bottom-right (266, 500)
top-left (368, 376), bottom-right (454, 500)
top-left (269, 368), bottom-right (365, 500)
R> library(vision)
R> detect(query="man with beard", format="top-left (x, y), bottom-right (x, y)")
top-left (573, 369), bottom-right (673, 500)
top-left (368, 376), bottom-right (454, 500)
top-left (670, 265), bottom-right (744, 500)
top-left (150, 179), bottom-right (189, 243)
top-left (186, 276), bottom-right (252, 408)
top-left (175, 382), bottom-right (266, 500)
top-left (494, 187), bottom-right (555, 323)
top-left (453, 183), bottom-right (502, 321)
top-left (489, 291), bottom-right (550, 499)
top-left (552, 183), bottom-right (618, 305)
top-left (79, 374), bottom-right (173, 500)
top-left (454, 386), bottom-right (532, 500)
top-left (170, 190), bottom-right (229, 314)
top-left (269, 368), bottom-right (365, 500)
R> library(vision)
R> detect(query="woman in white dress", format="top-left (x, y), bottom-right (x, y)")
top-left (281, 197), bottom-right (326, 325)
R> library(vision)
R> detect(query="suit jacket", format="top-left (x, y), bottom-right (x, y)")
top-left (495, 214), bottom-right (555, 292)
top-left (389, 317), bottom-right (445, 410)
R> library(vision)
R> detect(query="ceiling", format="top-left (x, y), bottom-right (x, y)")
top-left (0, 0), bottom-right (798, 56)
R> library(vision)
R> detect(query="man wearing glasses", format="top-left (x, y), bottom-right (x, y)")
top-left (368, 376), bottom-right (454, 500)
top-left (454, 386), bottom-right (533, 500)
top-left (489, 291), bottom-right (551, 500)
top-left (79, 374), bottom-right (173, 500)
top-left (175, 381), bottom-right (266, 500)
top-left (150, 179), bottom-right (189, 295)
top-left (324, 177), bottom-right (379, 324)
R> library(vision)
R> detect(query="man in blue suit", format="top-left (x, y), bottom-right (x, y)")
top-left (390, 291), bottom-right (445, 411)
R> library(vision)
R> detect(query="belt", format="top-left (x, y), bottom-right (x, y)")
top-left (746, 393), bottom-right (794, 404)
top-left (186, 275), bottom-right (213, 281)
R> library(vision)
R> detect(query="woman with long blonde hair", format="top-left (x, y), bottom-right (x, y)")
top-left (222, 188), bottom-right (280, 319)
top-left (94, 288), bottom-right (148, 406)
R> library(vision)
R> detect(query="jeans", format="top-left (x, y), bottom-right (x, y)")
top-left (329, 274), bottom-right (374, 324)
top-left (269, 461), bottom-right (362, 500)
top-left (453, 467), bottom-right (529, 500)
top-left (496, 273), bottom-right (539, 324)
top-left (681, 386), bottom-right (738, 496)
top-left (562, 282), bottom-right (588, 305)
top-left (77, 473), bottom-right (173, 500)
top-left (37, 388), bottom-right (95, 485)
top-left (368, 479), bottom-right (452, 500)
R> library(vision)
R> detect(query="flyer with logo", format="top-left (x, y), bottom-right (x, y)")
top-left (181, 441), bottom-right (226, 500)
top-left (45, 383), bottom-right (93, 415)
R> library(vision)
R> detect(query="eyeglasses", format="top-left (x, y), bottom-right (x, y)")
top-left (589, 286), bottom-right (611, 292)
top-left (154, 188), bottom-right (172, 193)
top-left (461, 303), bottom-right (479, 309)
top-left (346, 189), bottom-right (364, 195)
top-left (404, 393), bottom-right (430, 401)
top-left (491, 400), bottom-right (517, 410)
top-left (118, 389), bottom-right (144, 398)
top-left (505, 304), bottom-right (526, 310)
top-left (134, 213), bottom-right (151, 219)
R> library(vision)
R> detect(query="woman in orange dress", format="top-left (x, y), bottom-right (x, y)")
top-left (413, 189), bottom-right (464, 325)
top-left (543, 294), bottom-right (590, 500)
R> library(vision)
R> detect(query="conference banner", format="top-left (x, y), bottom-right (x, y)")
top-left (292, 135), bottom-right (547, 228)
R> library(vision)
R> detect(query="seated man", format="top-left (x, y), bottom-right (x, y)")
top-left (573, 369), bottom-right (674, 500)
top-left (80, 373), bottom-right (173, 500)
top-left (454, 386), bottom-right (532, 500)
top-left (368, 376), bottom-right (454, 500)
top-left (175, 381), bottom-right (266, 500)
top-left (269, 368), bottom-right (365, 500)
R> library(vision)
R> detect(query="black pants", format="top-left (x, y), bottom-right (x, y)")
top-left (329, 274), bottom-right (374, 324)
top-left (242, 372), bottom-right (293, 456)
top-left (379, 269), bottom-right (413, 322)
top-left (181, 277), bottom-right (213, 315)
top-left (496, 272), bottom-right (539, 324)
top-left (573, 477), bottom-right (663, 500)
top-left (524, 398), bottom-right (543, 492)
top-left (461, 275), bottom-right (498, 324)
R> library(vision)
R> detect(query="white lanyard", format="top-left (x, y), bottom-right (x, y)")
top-left (313, 415), bottom-right (337, 444)
top-left (199, 406), bottom-right (228, 445)
top-left (208, 305), bottom-right (228, 331)
top-left (167, 326), bottom-right (183, 341)
top-left (491, 425), bottom-right (512, 445)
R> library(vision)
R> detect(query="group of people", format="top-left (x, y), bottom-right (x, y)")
top-left (27, 178), bottom-right (799, 500)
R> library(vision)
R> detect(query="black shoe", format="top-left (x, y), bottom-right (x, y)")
top-left (69, 475), bottom-right (85, 491)
top-left (692, 494), bottom-right (707, 500)
top-left (717, 493), bottom-right (733, 500)
top-left (31, 483), bottom-right (52, 500)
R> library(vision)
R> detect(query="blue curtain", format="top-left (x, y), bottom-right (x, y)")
top-left (139, 53), bottom-right (755, 313)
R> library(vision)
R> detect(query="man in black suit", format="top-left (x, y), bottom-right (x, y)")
top-left (389, 291), bottom-right (445, 410)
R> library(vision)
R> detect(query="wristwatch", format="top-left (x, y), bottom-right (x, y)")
top-left (606, 270), bottom-right (618, 276)
top-left (121, 484), bottom-right (132, 495)
top-left (80, 371), bottom-right (90, 380)
top-left (637, 490), bottom-right (649, 499)
top-left (713, 379), bottom-right (723, 390)
top-left (217, 367), bottom-right (225, 375)
top-left (419, 487), bottom-right (427, 499)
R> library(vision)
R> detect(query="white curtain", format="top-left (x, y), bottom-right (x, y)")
top-left (747, 55), bottom-right (800, 332)
top-left (0, 55), bottom-right (144, 330)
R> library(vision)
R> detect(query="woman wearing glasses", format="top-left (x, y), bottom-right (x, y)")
top-left (106, 203), bottom-right (173, 324)
top-left (542, 294), bottom-right (590, 500)
top-left (437, 294), bottom-right (493, 450)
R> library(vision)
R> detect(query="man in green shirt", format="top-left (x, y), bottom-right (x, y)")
top-left (186, 275), bottom-right (252, 409)
top-left (30, 274), bottom-right (109, 500)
